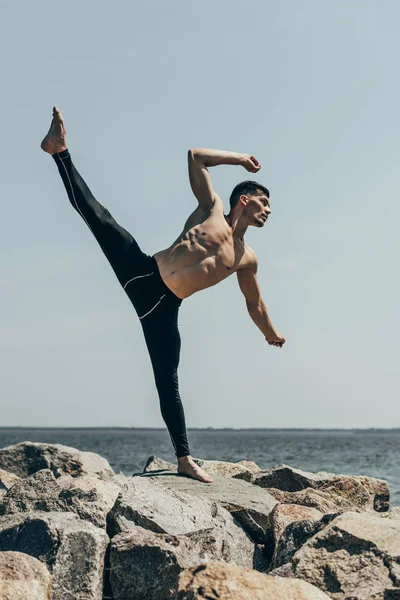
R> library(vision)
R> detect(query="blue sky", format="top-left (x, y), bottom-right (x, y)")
top-left (1, 1), bottom-right (399, 427)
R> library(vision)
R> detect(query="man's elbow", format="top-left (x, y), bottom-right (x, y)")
top-left (188, 148), bottom-right (203, 162)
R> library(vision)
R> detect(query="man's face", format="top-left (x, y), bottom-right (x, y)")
top-left (243, 191), bottom-right (271, 227)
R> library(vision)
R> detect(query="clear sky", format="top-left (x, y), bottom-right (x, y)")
top-left (1, 1), bottom-right (399, 428)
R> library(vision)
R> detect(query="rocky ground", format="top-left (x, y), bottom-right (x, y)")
top-left (0, 442), bottom-right (399, 599)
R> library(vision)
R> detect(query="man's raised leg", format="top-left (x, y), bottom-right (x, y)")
top-left (41, 106), bottom-right (147, 287)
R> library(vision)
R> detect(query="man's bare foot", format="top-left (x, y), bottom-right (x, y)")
top-left (177, 456), bottom-right (213, 483)
top-left (40, 106), bottom-right (67, 155)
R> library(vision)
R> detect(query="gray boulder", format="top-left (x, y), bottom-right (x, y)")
top-left (273, 513), bottom-right (338, 569)
top-left (108, 476), bottom-right (263, 568)
top-left (0, 468), bottom-right (123, 530)
top-left (266, 484), bottom-right (381, 516)
top-left (110, 475), bottom-right (226, 536)
top-left (176, 561), bottom-right (332, 599)
top-left (0, 469), bottom-right (60, 515)
top-left (140, 471), bottom-right (277, 544)
top-left (255, 464), bottom-right (390, 512)
top-left (291, 510), bottom-right (400, 599)
top-left (0, 551), bottom-right (51, 600)
top-left (0, 442), bottom-right (114, 480)
top-left (109, 525), bottom-right (267, 600)
top-left (143, 455), bottom-right (256, 483)
top-left (266, 503), bottom-right (327, 568)
top-left (0, 511), bottom-right (108, 600)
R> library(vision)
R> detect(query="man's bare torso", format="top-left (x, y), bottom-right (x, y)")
top-left (154, 197), bottom-right (255, 300)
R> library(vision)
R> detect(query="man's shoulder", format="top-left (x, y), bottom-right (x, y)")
top-left (239, 244), bottom-right (259, 272)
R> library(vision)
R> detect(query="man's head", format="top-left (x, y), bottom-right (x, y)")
top-left (228, 180), bottom-right (271, 228)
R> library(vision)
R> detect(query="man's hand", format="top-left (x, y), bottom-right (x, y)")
top-left (241, 154), bottom-right (261, 173)
top-left (265, 332), bottom-right (286, 348)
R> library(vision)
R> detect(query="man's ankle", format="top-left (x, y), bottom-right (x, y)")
top-left (178, 454), bottom-right (192, 462)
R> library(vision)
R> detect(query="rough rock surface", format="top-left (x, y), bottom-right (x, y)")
top-left (268, 562), bottom-right (296, 578)
top-left (274, 513), bottom-right (340, 570)
top-left (109, 526), bottom-right (267, 600)
top-left (267, 503), bottom-right (325, 568)
top-left (266, 484), bottom-right (378, 516)
top-left (0, 468), bottom-right (123, 529)
top-left (143, 455), bottom-right (176, 473)
top-left (1, 442), bottom-right (397, 600)
top-left (107, 476), bottom-right (264, 570)
top-left (379, 506), bottom-right (400, 520)
top-left (0, 442), bottom-right (115, 479)
top-left (140, 471), bottom-right (277, 543)
top-left (0, 551), bottom-right (52, 600)
top-left (236, 459), bottom-right (263, 474)
top-left (144, 455), bottom-right (256, 483)
top-left (256, 463), bottom-right (390, 512)
top-left (0, 511), bottom-right (108, 600)
top-left (175, 561), bottom-right (332, 599)
top-left (291, 510), bottom-right (400, 599)
top-left (0, 469), bottom-right (20, 496)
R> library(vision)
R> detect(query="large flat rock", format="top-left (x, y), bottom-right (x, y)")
top-left (138, 471), bottom-right (277, 544)
top-left (109, 475), bottom-right (227, 536)
top-left (108, 476), bottom-right (263, 568)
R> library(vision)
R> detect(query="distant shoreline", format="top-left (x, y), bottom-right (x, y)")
top-left (0, 427), bottom-right (399, 433)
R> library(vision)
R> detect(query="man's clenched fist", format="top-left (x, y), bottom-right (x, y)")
top-left (241, 154), bottom-right (261, 173)
top-left (265, 332), bottom-right (286, 348)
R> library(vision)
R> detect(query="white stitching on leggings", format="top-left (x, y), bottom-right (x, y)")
top-left (58, 154), bottom-right (95, 236)
top-left (57, 155), bottom-right (167, 322)
top-left (123, 272), bottom-right (154, 290)
top-left (139, 294), bottom-right (166, 320)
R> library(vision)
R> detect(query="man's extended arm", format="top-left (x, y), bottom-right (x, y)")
top-left (237, 263), bottom-right (285, 348)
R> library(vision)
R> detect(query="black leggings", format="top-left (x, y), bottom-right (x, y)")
top-left (52, 149), bottom-right (190, 459)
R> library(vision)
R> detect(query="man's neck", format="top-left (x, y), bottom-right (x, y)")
top-left (224, 214), bottom-right (248, 241)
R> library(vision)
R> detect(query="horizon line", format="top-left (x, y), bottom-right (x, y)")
top-left (0, 426), bottom-right (399, 432)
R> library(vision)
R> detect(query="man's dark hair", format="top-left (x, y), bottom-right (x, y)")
top-left (229, 180), bottom-right (270, 212)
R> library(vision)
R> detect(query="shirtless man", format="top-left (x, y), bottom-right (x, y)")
top-left (41, 107), bottom-right (285, 484)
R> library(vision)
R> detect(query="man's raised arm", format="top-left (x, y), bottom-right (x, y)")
top-left (188, 148), bottom-right (261, 210)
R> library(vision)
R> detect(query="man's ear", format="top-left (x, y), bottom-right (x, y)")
top-left (239, 194), bottom-right (248, 206)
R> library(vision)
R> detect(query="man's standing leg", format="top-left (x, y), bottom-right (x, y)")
top-left (141, 295), bottom-right (190, 458)
top-left (140, 292), bottom-right (213, 482)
